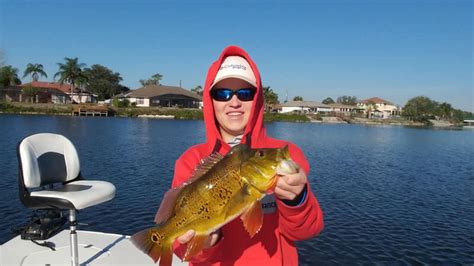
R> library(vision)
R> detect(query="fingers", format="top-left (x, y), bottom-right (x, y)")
top-left (274, 186), bottom-right (298, 200)
top-left (274, 171), bottom-right (307, 200)
top-left (204, 231), bottom-right (221, 248)
top-left (177, 230), bottom-right (195, 244)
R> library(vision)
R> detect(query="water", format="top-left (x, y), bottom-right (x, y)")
top-left (0, 114), bottom-right (472, 265)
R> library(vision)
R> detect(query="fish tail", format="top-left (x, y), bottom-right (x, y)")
top-left (131, 228), bottom-right (173, 266)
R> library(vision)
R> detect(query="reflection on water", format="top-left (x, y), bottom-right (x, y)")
top-left (0, 115), bottom-right (472, 264)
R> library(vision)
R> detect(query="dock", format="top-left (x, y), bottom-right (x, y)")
top-left (72, 105), bottom-right (110, 116)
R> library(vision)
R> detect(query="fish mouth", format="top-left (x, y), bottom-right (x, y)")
top-left (276, 159), bottom-right (299, 175)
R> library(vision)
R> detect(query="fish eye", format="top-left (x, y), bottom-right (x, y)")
top-left (258, 150), bottom-right (265, 157)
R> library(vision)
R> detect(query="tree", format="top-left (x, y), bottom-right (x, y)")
top-left (23, 63), bottom-right (48, 81)
top-left (293, 96), bottom-right (303, 101)
top-left (0, 65), bottom-right (21, 87)
top-left (54, 57), bottom-right (87, 97)
top-left (337, 95), bottom-right (358, 105)
top-left (366, 100), bottom-right (378, 119)
top-left (191, 85), bottom-right (203, 96)
top-left (83, 64), bottom-right (124, 100)
top-left (140, 73), bottom-right (163, 86)
top-left (263, 86), bottom-right (279, 111)
top-left (402, 96), bottom-right (436, 122)
top-left (21, 85), bottom-right (40, 103)
top-left (322, 97), bottom-right (335, 104)
top-left (436, 102), bottom-right (453, 119)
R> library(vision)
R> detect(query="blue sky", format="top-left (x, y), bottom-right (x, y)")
top-left (1, 0), bottom-right (472, 111)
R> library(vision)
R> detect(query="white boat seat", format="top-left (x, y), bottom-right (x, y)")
top-left (17, 133), bottom-right (116, 211)
top-left (17, 133), bottom-right (116, 266)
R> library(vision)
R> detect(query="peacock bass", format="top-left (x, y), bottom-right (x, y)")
top-left (131, 144), bottom-right (299, 266)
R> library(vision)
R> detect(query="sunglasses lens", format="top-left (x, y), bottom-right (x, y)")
top-left (211, 89), bottom-right (232, 101)
top-left (236, 89), bottom-right (255, 101)
top-left (211, 88), bottom-right (256, 102)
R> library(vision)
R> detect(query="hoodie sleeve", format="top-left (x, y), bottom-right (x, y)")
top-left (276, 143), bottom-right (324, 241)
top-left (170, 147), bottom-right (223, 263)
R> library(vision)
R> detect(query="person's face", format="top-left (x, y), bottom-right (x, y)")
top-left (211, 78), bottom-right (255, 142)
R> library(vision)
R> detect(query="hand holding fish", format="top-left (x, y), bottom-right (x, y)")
top-left (275, 169), bottom-right (307, 201)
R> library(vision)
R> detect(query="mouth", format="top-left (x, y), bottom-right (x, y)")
top-left (226, 111), bottom-right (244, 117)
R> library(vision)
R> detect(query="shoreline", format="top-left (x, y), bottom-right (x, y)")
top-left (0, 102), bottom-right (464, 128)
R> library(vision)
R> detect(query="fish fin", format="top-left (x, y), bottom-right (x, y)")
top-left (224, 183), bottom-right (251, 220)
top-left (188, 152), bottom-right (224, 183)
top-left (226, 143), bottom-right (251, 157)
top-left (240, 200), bottom-right (264, 238)
top-left (131, 228), bottom-right (162, 263)
top-left (159, 245), bottom-right (173, 266)
top-left (155, 187), bottom-right (182, 224)
top-left (183, 234), bottom-right (208, 261)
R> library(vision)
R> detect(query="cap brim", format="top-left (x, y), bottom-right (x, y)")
top-left (210, 74), bottom-right (257, 89)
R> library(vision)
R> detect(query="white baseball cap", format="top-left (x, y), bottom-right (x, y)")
top-left (211, 56), bottom-right (257, 89)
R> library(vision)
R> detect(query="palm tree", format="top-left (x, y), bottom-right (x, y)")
top-left (0, 65), bottom-right (21, 86)
top-left (263, 86), bottom-right (279, 112)
top-left (54, 57), bottom-right (87, 101)
top-left (23, 63), bottom-right (48, 81)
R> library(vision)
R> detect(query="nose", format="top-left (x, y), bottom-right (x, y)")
top-left (228, 94), bottom-right (242, 107)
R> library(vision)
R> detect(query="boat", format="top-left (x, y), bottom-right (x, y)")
top-left (463, 119), bottom-right (474, 129)
top-left (1, 230), bottom-right (185, 265)
top-left (0, 132), bottom-right (185, 265)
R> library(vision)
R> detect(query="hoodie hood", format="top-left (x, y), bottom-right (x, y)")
top-left (203, 45), bottom-right (266, 154)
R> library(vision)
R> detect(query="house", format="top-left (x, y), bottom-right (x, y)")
top-left (327, 103), bottom-right (362, 115)
top-left (125, 85), bottom-right (202, 108)
top-left (358, 97), bottom-right (401, 119)
top-left (32, 82), bottom-right (97, 104)
top-left (8, 81), bottom-right (97, 104)
top-left (20, 82), bottom-right (71, 103)
top-left (0, 83), bottom-right (70, 104)
top-left (278, 101), bottom-right (331, 113)
top-left (0, 86), bottom-right (22, 102)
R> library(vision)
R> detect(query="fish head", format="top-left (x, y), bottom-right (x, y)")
top-left (241, 145), bottom-right (299, 192)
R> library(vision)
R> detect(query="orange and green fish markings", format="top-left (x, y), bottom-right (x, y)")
top-left (131, 144), bottom-right (299, 266)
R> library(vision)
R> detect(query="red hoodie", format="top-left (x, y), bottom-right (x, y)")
top-left (171, 45), bottom-right (324, 265)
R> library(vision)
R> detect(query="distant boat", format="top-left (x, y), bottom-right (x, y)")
top-left (463, 119), bottom-right (474, 129)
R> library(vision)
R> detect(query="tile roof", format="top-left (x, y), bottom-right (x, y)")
top-left (21, 81), bottom-right (74, 93)
top-left (126, 85), bottom-right (202, 100)
top-left (359, 97), bottom-right (393, 105)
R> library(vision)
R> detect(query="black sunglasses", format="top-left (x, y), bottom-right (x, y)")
top-left (210, 88), bottom-right (256, 102)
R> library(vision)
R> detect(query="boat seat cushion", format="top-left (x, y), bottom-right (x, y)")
top-left (30, 180), bottom-right (116, 210)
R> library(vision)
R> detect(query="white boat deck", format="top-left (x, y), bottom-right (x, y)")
top-left (1, 230), bottom-right (186, 266)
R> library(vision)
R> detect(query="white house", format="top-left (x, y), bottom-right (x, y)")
top-left (278, 101), bottom-right (331, 113)
top-left (327, 103), bottom-right (361, 115)
top-left (358, 97), bottom-right (400, 119)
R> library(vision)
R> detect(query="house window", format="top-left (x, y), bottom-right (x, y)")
top-left (137, 98), bottom-right (144, 105)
